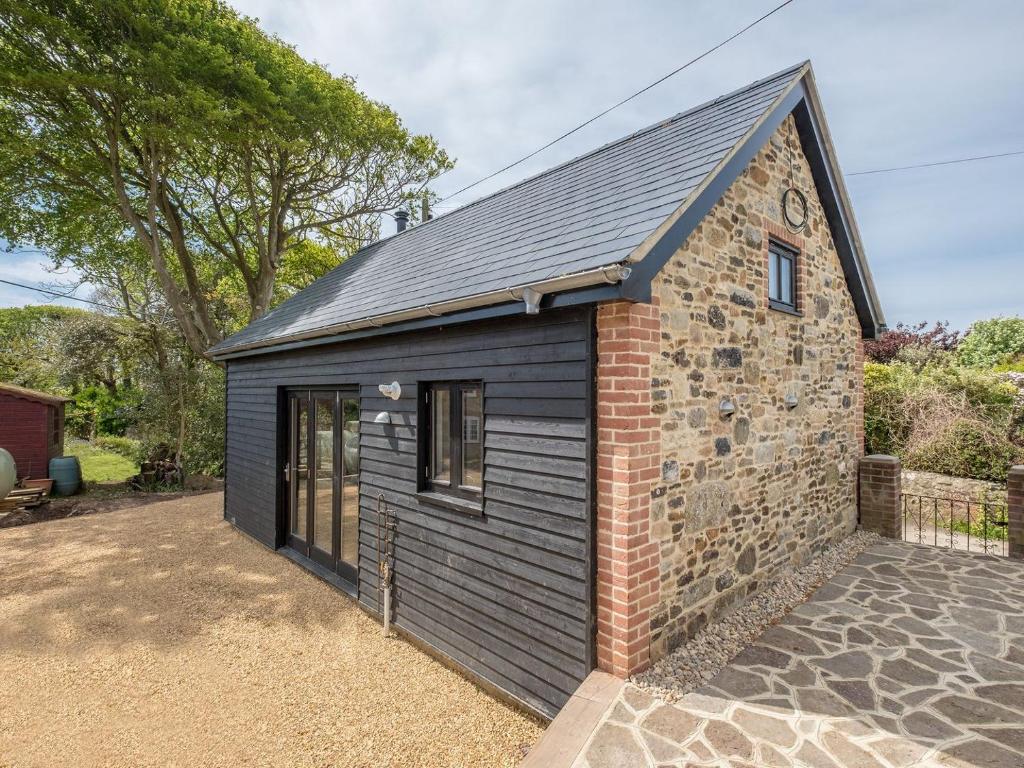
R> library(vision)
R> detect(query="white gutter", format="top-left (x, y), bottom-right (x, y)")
top-left (209, 263), bottom-right (631, 359)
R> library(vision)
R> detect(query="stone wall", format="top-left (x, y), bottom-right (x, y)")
top-left (646, 115), bottom-right (863, 658)
top-left (901, 469), bottom-right (1005, 505)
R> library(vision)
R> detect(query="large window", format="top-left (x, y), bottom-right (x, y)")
top-left (768, 240), bottom-right (798, 312)
top-left (422, 381), bottom-right (483, 508)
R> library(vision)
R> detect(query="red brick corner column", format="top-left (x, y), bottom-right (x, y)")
top-left (595, 300), bottom-right (662, 678)
top-left (1009, 465), bottom-right (1024, 561)
top-left (859, 455), bottom-right (902, 539)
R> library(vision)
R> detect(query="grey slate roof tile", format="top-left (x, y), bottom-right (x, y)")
top-left (210, 62), bottom-right (805, 355)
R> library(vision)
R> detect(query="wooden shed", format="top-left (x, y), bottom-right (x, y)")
top-left (209, 62), bottom-right (885, 718)
top-left (0, 383), bottom-right (69, 479)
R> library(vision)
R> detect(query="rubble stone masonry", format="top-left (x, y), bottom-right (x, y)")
top-left (596, 114), bottom-right (865, 668)
top-left (647, 115), bottom-right (863, 658)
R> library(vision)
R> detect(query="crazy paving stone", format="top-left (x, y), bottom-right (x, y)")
top-left (936, 738), bottom-right (1024, 768)
top-left (931, 695), bottom-right (1022, 725)
top-left (901, 711), bottom-right (963, 741)
top-left (640, 704), bottom-right (703, 744)
top-left (583, 723), bottom-right (649, 768)
top-left (731, 707), bottom-right (798, 748)
top-left (703, 720), bottom-right (753, 761)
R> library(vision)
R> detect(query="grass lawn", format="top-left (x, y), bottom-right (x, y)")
top-left (65, 439), bottom-right (137, 484)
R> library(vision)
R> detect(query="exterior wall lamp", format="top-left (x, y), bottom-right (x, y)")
top-left (719, 399), bottom-right (736, 419)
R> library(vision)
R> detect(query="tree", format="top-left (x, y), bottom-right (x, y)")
top-left (0, 0), bottom-right (451, 355)
top-left (864, 321), bottom-right (961, 364)
top-left (957, 317), bottom-right (1024, 369)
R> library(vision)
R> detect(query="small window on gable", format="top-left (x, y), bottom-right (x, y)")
top-left (421, 381), bottom-right (483, 511)
top-left (768, 240), bottom-right (798, 312)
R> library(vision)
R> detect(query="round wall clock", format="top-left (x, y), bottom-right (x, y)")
top-left (782, 187), bottom-right (808, 232)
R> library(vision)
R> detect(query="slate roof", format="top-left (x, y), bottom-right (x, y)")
top-left (210, 63), bottom-right (814, 357)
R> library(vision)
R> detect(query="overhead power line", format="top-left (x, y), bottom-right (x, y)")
top-left (846, 149), bottom-right (1024, 177)
top-left (0, 277), bottom-right (120, 312)
top-left (437, 0), bottom-right (797, 204)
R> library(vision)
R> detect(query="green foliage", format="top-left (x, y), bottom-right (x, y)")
top-left (904, 420), bottom-right (1020, 482)
top-left (66, 385), bottom-right (142, 439)
top-left (957, 317), bottom-right (1024, 369)
top-left (133, 360), bottom-right (224, 475)
top-left (65, 439), bottom-right (138, 484)
top-left (950, 507), bottom-right (1009, 542)
top-left (863, 362), bottom-right (916, 457)
top-left (93, 435), bottom-right (144, 463)
top-left (0, 0), bottom-right (452, 355)
top-left (864, 358), bottom-right (1022, 482)
top-left (0, 305), bottom-right (84, 389)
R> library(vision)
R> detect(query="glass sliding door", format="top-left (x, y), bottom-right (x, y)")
top-left (288, 393), bottom-right (309, 542)
top-left (310, 394), bottom-right (337, 568)
top-left (340, 398), bottom-right (360, 573)
top-left (285, 388), bottom-right (359, 585)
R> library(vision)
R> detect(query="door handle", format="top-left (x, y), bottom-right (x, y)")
top-left (284, 462), bottom-right (290, 482)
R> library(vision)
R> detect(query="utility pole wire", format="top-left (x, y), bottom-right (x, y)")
top-left (0, 277), bottom-right (121, 312)
top-left (846, 149), bottom-right (1024, 177)
top-left (437, 0), bottom-right (797, 204)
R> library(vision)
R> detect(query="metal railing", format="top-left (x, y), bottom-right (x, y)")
top-left (901, 493), bottom-right (1010, 557)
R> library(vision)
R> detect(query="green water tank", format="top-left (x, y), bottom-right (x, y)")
top-left (49, 455), bottom-right (82, 496)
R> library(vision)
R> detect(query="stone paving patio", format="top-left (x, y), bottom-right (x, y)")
top-left (573, 540), bottom-right (1024, 768)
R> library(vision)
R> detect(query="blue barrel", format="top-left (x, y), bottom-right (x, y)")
top-left (49, 456), bottom-right (82, 496)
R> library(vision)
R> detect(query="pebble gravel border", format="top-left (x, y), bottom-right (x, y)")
top-left (632, 530), bottom-right (881, 701)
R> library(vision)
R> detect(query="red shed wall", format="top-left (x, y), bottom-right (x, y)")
top-left (0, 393), bottom-right (57, 478)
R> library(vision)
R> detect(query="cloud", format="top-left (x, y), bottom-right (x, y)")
top-left (0, 247), bottom-right (88, 310)
top-left (5, 0), bottom-right (1022, 332)
top-left (229, 0), bottom-right (1023, 330)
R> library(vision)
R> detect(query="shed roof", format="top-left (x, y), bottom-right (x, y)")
top-left (210, 61), bottom-right (884, 359)
top-left (0, 383), bottom-right (70, 406)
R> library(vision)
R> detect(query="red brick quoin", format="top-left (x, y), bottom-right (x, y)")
top-left (595, 300), bottom-right (662, 678)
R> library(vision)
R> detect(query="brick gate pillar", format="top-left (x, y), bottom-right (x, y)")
top-left (1009, 466), bottom-right (1024, 561)
top-left (594, 301), bottom-right (662, 678)
top-left (859, 455), bottom-right (902, 539)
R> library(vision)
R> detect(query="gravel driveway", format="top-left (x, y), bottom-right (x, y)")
top-left (0, 492), bottom-right (541, 767)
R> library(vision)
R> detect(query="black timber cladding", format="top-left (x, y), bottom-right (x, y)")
top-left (223, 307), bottom-right (594, 717)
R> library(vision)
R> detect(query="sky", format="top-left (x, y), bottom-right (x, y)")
top-left (2, 0), bottom-right (1022, 330)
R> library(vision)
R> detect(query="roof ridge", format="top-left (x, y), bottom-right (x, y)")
top-left (376, 60), bottom-right (808, 245)
top-left (253, 62), bottom-right (807, 328)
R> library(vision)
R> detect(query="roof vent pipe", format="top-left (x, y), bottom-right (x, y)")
top-left (395, 209), bottom-right (409, 233)
top-left (521, 287), bottom-right (543, 315)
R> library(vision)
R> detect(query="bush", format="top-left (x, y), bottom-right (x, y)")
top-left (864, 321), bottom-right (960, 364)
top-left (93, 435), bottom-right (144, 463)
top-left (958, 317), bottom-right (1024, 369)
top-left (864, 362), bottom-right (916, 456)
top-left (904, 420), bottom-right (1021, 482)
top-left (864, 359), bottom-right (1022, 482)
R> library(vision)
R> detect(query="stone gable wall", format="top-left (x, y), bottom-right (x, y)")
top-left (646, 115), bottom-right (863, 658)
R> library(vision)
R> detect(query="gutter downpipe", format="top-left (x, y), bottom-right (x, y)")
top-left (210, 263), bottom-right (633, 359)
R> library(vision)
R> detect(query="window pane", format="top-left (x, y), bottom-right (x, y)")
top-left (431, 388), bottom-right (451, 483)
top-left (341, 398), bottom-right (359, 566)
top-left (768, 252), bottom-right (780, 301)
top-left (780, 254), bottom-right (793, 305)
top-left (312, 396), bottom-right (335, 554)
top-left (461, 385), bottom-right (482, 488)
top-left (293, 398), bottom-right (308, 539)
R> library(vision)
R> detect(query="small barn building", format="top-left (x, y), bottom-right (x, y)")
top-left (0, 383), bottom-right (69, 480)
top-left (209, 62), bottom-right (886, 718)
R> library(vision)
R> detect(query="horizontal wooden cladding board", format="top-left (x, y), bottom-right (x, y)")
top-left (224, 307), bottom-right (593, 717)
